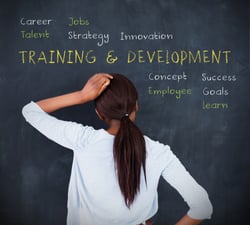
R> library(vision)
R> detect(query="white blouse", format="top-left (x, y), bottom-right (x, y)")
top-left (22, 102), bottom-right (212, 225)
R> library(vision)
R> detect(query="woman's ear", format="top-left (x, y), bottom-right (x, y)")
top-left (135, 101), bottom-right (139, 112)
top-left (95, 109), bottom-right (105, 120)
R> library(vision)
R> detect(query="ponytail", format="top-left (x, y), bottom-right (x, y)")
top-left (94, 73), bottom-right (147, 207)
top-left (114, 116), bottom-right (146, 208)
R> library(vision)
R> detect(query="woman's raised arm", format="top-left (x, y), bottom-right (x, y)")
top-left (37, 73), bottom-right (113, 113)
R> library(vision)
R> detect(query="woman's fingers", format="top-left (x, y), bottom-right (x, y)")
top-left (81, 73), bottom-right (113, 100)
top-left (98, 76), bottom-right (112, 94)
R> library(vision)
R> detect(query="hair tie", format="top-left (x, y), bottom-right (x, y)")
top-left (121, 113), bottom-right (129, 120)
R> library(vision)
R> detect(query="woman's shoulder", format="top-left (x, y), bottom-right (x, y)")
top-left (79, 128), bottom-right (114, 144)
top-left (144, 135), bottom-right (171, 156)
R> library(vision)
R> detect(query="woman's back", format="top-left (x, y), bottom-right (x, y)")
top-left (22, 73), bottom-right (212, 225)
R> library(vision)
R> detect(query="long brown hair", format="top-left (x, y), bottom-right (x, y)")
top-left (94, 73), bottom-right (146, 208)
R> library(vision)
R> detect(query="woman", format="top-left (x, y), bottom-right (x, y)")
top-left (22, 73), bottom-right (212, 225)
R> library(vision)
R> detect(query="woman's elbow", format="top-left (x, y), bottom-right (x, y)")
top-left (188, 195), bottom-right (213, 220)
top-left (202, 197), bottom-right (213, 219)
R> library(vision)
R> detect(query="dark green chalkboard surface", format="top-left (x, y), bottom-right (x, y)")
top-left (0, 0), bottom-right (249, 224)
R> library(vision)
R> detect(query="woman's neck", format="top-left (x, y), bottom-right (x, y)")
top-left (107, 119), bottom-right (120, 135)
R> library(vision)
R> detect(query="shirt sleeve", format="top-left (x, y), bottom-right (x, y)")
top-left (161, 147), bottom-right (213, 220)
top-left (22, 101), bottom-right (94, 151)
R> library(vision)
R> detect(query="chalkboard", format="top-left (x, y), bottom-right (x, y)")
top-left (0, 0), bottom-right (249, 224)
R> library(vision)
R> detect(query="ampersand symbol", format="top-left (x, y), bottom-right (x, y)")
top-left (106, 50), bottom-right (118, 64)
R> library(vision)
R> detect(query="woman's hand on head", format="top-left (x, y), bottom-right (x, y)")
top-left (80, 73), bottom-right (113, 102)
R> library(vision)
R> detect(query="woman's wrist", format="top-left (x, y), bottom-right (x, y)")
top-left (174, 214), bottom-right (202, 225)
top-left (78, 89), bottom-right (93, 103)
